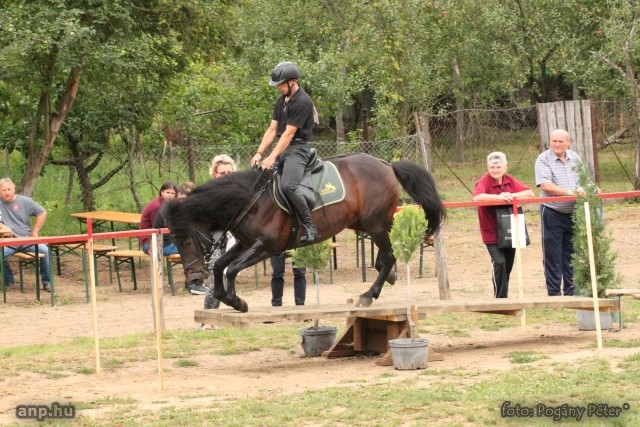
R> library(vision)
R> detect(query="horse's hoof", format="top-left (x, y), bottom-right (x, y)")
top-left (233, 299), bottom-right (249, 313)
top-left (204, 295), bottom-right (221, 310)
top-left (386, 269), bottom-right (397, 285)
top-left (356, 296), bottom-right (373, 307)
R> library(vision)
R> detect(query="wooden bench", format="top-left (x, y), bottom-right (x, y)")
top-left (106, 250), bottom-right (178, 295)
top-left (195, 297), bottom-right (618, 365)
top-left (10, 251), bottom-right (45, 294)
top-left (49, 243), bottom-right (118, 298)
top-left (106, 250), bottom-right (147, 292)
top-left (165, 254), bottom-right (181, 296)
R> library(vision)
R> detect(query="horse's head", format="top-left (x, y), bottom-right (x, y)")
top-left (165, 198), bottom-right (211, 286)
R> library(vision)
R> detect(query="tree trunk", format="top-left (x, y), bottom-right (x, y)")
top-left (124, 128), bottom-right (143, 212)
top-left (452, 58), bottom-right (465, 162)
top-left (64, 165), bottom-right (75, 208)
top-left (434, 230), bottom-right (451, 300)
top-left (187, 136), bottom-right (196, 183)
top-left (336, 111), bottom-right (346, 153)
top-left (20, 65), bottom-right (83, 197)
top-left (414, 111), bottom-right (433, 172)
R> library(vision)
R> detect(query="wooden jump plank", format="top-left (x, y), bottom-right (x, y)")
top-left (606, 288), bottom-right (640, 297)
top-left (194, 296), bottom-right (618, 327)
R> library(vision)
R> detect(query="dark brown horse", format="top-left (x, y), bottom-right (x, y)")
top-left (165, 153), bottom-right (445, 312)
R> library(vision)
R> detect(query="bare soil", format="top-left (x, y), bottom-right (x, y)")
top-left (1, 204), bottom-right (640, 423)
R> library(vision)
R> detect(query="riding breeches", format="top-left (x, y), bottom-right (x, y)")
top-left (279, 142), bottom-right (313, 220)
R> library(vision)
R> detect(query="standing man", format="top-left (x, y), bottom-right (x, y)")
top-left (0, 177), bottom-right (51, 291)
top-left (251, 61), bottom-right (319, 244)
top-left (270, 252), bottom-right (306, 306)
top-left (535, 129), bottom-right (583, 296)
top-left (472, 152), bottom-right (534, 298)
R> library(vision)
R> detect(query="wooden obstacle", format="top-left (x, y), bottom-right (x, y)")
top-left (605, 288), bottom-right (640, 331)
top-left (195, 296), bottom-right (618, 364)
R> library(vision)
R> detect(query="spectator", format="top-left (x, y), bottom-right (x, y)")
top-left (152, 182), bottom-right (194, 256)
top-left (140, 181), bottom-right (177, 254)
top-left (209, 154), bottom-right (236, 178)
top-left (535, 129), bottom-right (592, 296)
top-left (271, 252), bottom-right (306, 306)
top-left (0, 177), bottom-right (51, 292)
top-left (472, 152), bottom-right (534, 298)
top-left (197, 156), bottom-right (238, 297)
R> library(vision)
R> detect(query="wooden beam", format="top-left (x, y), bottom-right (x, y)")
top-left (194, 297), bottom-right (617, 326)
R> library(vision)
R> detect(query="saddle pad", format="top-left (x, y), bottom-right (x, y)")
top-left (273, 161), bottom-right (346, 213)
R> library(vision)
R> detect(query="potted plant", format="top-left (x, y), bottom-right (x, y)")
top-left (571, 164), bottom-right (621, 329)
top-left (387, 205), bottom-right (430, 369)
top-left (291, 240), bottom-right (337, 357)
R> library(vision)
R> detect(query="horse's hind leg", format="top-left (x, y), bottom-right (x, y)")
top-left (375, 251), bottom-right (396, 285)
top-left (357, 248), bottom-right (395, 306)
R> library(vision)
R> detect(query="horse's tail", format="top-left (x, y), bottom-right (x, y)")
top-left (391, 161), bottom-right (446, 239)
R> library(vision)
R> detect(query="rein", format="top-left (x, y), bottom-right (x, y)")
top-left (221, 165), bottom-right (278, 236)
top-left (180, 166), bottom-right (278, 273)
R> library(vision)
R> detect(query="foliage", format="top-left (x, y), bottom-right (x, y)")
top-left (390, 206), bottom-right (428, 264)
top-left (291, 240), bottom-right (333, 272)
top-left (0, 0), bottom-right (235, 194)
top-left (571, 164), bottom-right (621, 297)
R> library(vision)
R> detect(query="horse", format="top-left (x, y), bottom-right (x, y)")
top-left (165, 153), bottom-right (445, 313)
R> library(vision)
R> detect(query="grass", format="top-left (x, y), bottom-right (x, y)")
top-left (58, 356), bottom-right (640, 426)
top-left (506, 351), bottom-right (549, 364)
top-left (2, 306), bottom-right (640, 425)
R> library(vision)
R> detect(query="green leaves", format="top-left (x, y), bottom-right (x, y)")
top-left (571, 163), bottom-right (621, 298)
top-left (291, 239), bottom-right (333, 272)
top-left (389, 205), bottom-right (427, 264)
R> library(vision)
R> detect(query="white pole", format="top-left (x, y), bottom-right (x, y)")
top-left (87, 220), bottom-right (101, 375)
top-left (584, 202), bottom-right (603, 351)
top-left (511, 205), bottom-right (526, 332)
top-left (150, 233), bottom-right (165, 390)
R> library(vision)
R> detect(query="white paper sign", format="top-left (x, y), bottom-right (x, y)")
top-left (509, 213), bottom-right (527, 248)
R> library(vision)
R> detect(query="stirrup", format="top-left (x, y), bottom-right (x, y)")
top-left (299, 225), bottom-right (318, 244)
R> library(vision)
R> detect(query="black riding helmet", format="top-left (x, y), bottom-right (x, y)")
top-left (269, 61), bottom-right (300, 86)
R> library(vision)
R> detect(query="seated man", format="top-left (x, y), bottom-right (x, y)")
top-left (0, 178), bottom-right (51, 291)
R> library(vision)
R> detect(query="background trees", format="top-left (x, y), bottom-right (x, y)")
top-left (2, 0), bottom-right (639, 197)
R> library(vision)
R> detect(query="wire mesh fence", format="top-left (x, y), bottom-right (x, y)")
top-left (25, 100), bottom-right (633, 215)
top-left (141, 101), bottom-right (636, 205)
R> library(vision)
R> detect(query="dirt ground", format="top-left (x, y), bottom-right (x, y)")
top-left (1, 204), bottom-right (640, 423)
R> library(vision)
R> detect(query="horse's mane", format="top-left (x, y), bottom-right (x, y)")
top-left (166, 169), bottom-right (262, 235)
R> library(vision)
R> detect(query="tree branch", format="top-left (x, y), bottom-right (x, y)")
top-left (590, 51), bottom-right (627, 78)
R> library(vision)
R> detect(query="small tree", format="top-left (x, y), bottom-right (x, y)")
top-left (291, 239), bottom-right (333, 328)
top-left (389, 206), bottom-right (428, 340)
top-left (571, 164), bottom-right (621, 297)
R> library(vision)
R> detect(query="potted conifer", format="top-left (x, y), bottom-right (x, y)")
top-left (387, 205), bottom-right (430, 369)
top-left (291, 240), bottom-right (337, 356)
top-left (571, 164), bottom-right (620, 330)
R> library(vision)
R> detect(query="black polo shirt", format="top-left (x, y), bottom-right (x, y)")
top-left (272, 87), bottom-right (315, 141)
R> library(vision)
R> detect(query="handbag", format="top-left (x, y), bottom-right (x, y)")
top-left (495, 206), bottom-right (530, 248)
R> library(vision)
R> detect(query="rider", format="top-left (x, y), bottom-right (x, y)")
top-left (251, 61), bottom-right (319, 244)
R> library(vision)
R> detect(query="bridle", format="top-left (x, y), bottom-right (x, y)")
top-left (183, 228), bottom-right (215, 271)
top-left (176, 166), bottom-right (278, 274)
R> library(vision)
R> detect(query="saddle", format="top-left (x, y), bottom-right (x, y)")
top-left (271, 148), bottom-right (324, 212)
top-left (269, 149), bottom-right (346, 248)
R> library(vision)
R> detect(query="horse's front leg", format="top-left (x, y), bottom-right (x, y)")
top-left (217, 240), bottom-right (271, 313)
top-left (357, 247), bottom-right (396, 307)
top-left (206, 244), bottom-right (243, 310)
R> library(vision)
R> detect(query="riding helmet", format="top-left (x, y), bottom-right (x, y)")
top-left (269, 62), bottom-right (300, 86)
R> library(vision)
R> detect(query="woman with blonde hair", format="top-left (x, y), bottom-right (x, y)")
top-left (209, 154), bottom-right (236, 178)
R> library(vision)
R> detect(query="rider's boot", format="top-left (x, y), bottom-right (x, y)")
top-left (289, 191), bottom-right (319, 244)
